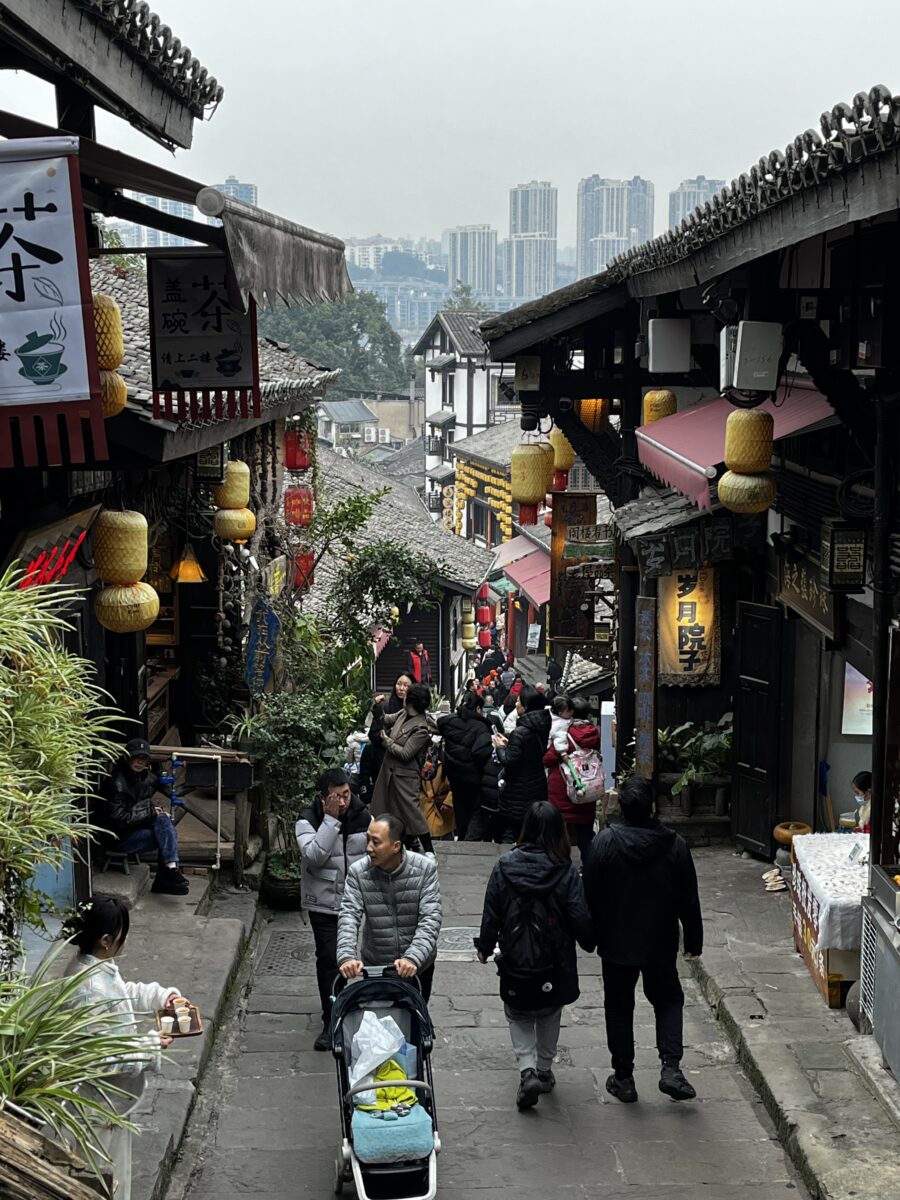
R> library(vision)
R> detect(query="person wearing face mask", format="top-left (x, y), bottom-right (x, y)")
top-left (65, 896), bottom-right (182, 1200)
top-left (851, 770), bottom-right (872, 831)
top-left (95, 738), bottom-right (188, 895)
top-left (296, 768), bottom-right (371, 1050)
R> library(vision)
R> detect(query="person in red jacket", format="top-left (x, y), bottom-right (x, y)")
top-left (407, 641), bottom-right (432, 685)
top-left (544, 696), bottom-right (601, 859)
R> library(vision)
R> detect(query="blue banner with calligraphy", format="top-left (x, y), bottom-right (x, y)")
top-left (245, 599), bottom-right (280, 693)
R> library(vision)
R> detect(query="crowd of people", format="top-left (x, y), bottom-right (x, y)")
top-left (296, 645), bottom-right (705, 1115)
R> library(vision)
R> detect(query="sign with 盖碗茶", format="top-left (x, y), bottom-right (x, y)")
top-left (148, 251), bottom-right (259, 422)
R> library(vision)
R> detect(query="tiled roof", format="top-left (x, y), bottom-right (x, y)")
top-left (369, 438), bottom-right (426, 490)
top-left (611, 487), bottom-right (712, 543)
top-left (412, 310), bottom-right (501, 358)
top-left (90, 258), bottom-right (338, 417)
top-left (453, 419), bottom-right (522, 469)
top-left (425, 354), bottom-right (456, 372)
top-left (320, 398), bottom-right (378, 424)
top-left (77, 1), bottom-right (223, 115)
top-left (304, 448), bottom-right (494, 613)
top-left (482, 84), bottom-right (900, 343)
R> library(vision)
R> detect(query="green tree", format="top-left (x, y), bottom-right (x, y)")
top-left (258, 291), bottom-right (411, 395)
top-left (444, 282), bottom-right (487, 312)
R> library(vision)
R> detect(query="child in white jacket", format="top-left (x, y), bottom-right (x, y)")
top-left (550, 695), bottom-right (574, 754)
top-left (66, 896), bottom-right (181, 1200)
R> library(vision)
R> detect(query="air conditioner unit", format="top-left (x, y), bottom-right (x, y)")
top-left (647, 319), bottom-right (691, 373)
top-left (733, 321), bottom-right (782, 390)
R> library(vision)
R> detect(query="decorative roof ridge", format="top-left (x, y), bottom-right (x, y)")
top-left (482, 84), bottom-right (899, 341)
top-left (71, 0), bottom-right (223, 115)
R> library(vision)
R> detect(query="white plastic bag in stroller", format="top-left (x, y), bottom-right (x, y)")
top-left (348, 1010), bottom-right (405, 1106)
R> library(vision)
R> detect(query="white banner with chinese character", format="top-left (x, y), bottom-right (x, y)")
top-left (658, 568), bottom-right (720, 686)
top-left (0, 139), bottom-right (96, 410)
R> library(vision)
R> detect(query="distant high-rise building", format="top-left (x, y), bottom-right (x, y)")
top-left (669, 176), bottom-right (725, 229)
top-left (344, 239), bottom-right (403, 272)
top-left (576, 176), bottom-right (654, 279)
top-left (210, 175), bottom-right (258, 206)
top-left (506, 181), bottom-right (557, 297)
top-left (447, 224), bottom-right (497, 295)
top-left (129, 192), bottom-right (199, 247)
top-left (588, 234), bottom-right (630, 275)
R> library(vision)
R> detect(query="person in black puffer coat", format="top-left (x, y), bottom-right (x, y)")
top-left (492, 685), bottom-right (552, 844)
top-left (437, 692), bottom-right (494, 841)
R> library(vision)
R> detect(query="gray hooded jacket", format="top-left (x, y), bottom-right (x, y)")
top-left (336, 849), bottom-right (442, 970)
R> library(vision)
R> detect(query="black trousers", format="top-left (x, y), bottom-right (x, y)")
top-left (418, 963), bottom-right (435, 1004)
top-left (601, 958), bottom-right (684, 1077)
top-left (308, 910), bottom-right (339, 1026)
top-left (567, 822), bottom-right (594, 859)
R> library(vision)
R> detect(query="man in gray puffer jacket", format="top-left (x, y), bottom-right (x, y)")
top-left (337, 814), bottom-right (442, 1002)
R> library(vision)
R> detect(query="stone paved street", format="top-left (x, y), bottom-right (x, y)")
top-left (175, 842), bottom-right (809, 1200)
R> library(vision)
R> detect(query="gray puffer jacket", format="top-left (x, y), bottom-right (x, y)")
top-left (337, 850), bottom-right (442, 970)
top-left (295, 796), bottom-right (370, 916)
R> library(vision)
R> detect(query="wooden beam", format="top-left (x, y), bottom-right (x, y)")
top-left (82, 188), bottom-right (224, 250)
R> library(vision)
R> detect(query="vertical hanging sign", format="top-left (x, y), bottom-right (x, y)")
top-left (0, 137), bottom-right (103, 467)
top-left (634, 595), bottom-right (657, 780)
top-left (657, 568), bottom-right (720, 686)
top-left (148, 251), bottom-right (259, 424)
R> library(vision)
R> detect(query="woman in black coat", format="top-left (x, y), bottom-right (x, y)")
top-left (437, 692), bottom-right (493, 841)
top-left (475, 801), bottom-right (595, 1110)
top-left (492, 685), bottom-right (552, 845)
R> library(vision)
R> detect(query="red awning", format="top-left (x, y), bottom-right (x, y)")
top-left (635, 382), bottom-right (836, 510)
top-left (491, 534), bottom-right (539, 569)
top-left (503, 547), bottom-right (551, 608)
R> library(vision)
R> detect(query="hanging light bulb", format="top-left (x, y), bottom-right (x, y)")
top-left (169, 543), bottom-right (207, 584)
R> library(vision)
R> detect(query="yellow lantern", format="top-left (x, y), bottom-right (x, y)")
top-left (95, 582), bottom-right (159, 633)
top-left (642, 389), bottom-right (677, 424)
top-left (214, 507), bottom-right (256, 543)
top-left (213, 460), bottom-right (251, 509)
top-left (462, 620), bottom-right (476, 639)
top-left (549, 426), bottom-right (576, 472)
top-left (577, 398), bottom-right (608, 433)
top-left (100, 369), bottom-right (126, 418)
top-left (724, 409), bottom-right (774, 475)
top-left (92, 294), bottom-right (124, 370)
top-left (93, 510), bottom-right (148, 584)
top-left (511, 444), bottom-right (547, 504)
top-left (717, 470), bottom-right (777, 514)
top-left (462, 637), bottom-right (478, 651)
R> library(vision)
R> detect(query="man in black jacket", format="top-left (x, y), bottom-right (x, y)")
top-left (582, 776), bottom-right (702, 1104)
top-left (96, 739), bottom-right (189, 895)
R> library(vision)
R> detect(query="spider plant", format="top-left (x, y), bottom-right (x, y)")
top-left (0, 565), bottom-right (126, 976)
top-left (0, 945), bottom-right (151, 1178)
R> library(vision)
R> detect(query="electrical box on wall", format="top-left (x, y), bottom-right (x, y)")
top-left (647, 319), bottom-right (691, 373)
top-left (733, 321), bottom-right (783, 390)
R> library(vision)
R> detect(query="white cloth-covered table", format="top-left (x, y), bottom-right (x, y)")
top-left (792, 832), bottom-right (868, 951)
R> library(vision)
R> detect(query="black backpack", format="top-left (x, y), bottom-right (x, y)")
top-left (497, 881), bottom-right (571, 1009)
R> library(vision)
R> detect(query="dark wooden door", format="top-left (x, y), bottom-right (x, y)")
top-left (732, 602), bottom-right (782, 855)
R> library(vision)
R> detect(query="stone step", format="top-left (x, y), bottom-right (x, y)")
top-left (92, 862), bottom-right (151, 909)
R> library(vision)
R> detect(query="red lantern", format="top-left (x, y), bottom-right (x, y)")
top-left (477, 583), bottom-right (490, 602)
top-left (284, 428), bottom-right (312, 471)
top-left (518, 502), bottom-right (539, 526)
top-left (476, 604), bottom-right (492, 625)
top-left (285, 484), bottom-right (314, 527)
top-left (478, 628), bottom-right (492, 648)
top-left (552, 469), bottom-right (569, 491)
top-left (293, 549), bottom-right (315, 589)
top-left (544, 510), bottom-right (553, 527)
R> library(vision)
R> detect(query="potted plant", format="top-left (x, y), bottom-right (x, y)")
top-left (658, 714), bottom-right (733, 815)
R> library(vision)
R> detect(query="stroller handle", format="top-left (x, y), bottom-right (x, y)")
top-left (345, 1079), bottom-right (433, 1102)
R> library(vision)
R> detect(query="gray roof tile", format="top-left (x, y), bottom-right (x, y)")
top-left (453, 419), bottom-right (522, 469)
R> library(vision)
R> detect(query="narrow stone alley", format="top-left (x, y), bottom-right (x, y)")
top-left (168, 842), bottom-right (810, 1200)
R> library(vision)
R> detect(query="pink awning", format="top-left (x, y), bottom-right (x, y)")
top-left (491, 534), bottom-right (538, 569)
top-left (635, 383), bottom-right (836, 510)
top-left (504, 548), bottom-right (551, 609)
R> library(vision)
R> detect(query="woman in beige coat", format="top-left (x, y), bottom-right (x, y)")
top-left (371, 682), bottom-right (434, 851)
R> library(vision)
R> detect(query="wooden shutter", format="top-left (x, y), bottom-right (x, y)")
top-left (732, 602), bottom-right (783, 855)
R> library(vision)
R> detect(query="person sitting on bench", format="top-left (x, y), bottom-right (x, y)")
top-left (96, 739), bottom-right (189, 895)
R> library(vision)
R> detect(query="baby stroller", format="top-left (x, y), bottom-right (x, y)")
top-left (330, 968), bottom-right (440, 1200)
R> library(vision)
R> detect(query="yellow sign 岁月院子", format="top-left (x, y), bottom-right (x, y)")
top-left (658, 568), bottom-right (719, 686)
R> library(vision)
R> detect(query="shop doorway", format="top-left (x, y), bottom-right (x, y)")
top-left (733, 602), bottom-right (783, 855)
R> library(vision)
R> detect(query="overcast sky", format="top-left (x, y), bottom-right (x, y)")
top-left (2, 0), bottom-right (900, 245)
